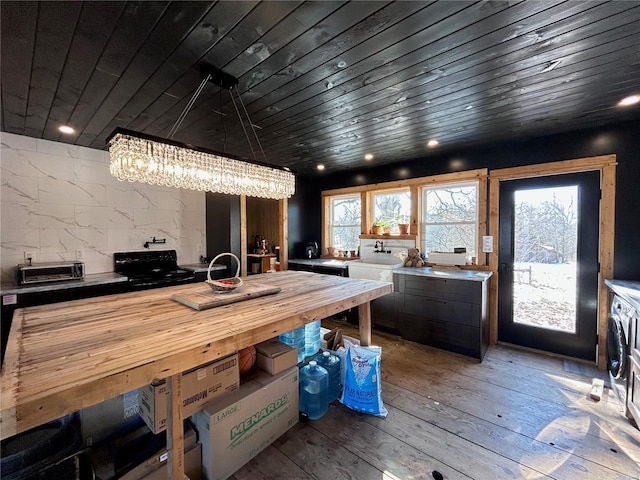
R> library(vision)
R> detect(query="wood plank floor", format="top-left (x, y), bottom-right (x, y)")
top-left (231, 319), bottom-right (640, 480)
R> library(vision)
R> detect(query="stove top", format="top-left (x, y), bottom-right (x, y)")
top-left (114, 250), bottom-right (196, 289)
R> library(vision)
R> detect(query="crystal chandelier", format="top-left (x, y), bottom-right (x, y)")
top-left (107, 66), bottom-right (295, 200)
top-left (108, 129), bottom-right (295, 199)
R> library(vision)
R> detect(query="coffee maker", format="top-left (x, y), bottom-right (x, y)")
top-left (305, 242), bottom-right (319, 259)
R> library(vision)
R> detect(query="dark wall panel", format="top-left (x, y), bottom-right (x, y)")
top-left (206, 192), bottom-right (241, 270)
top-left (291, 120), bottom-right (640, 280)
top-left (288, 177), bottom-right (323, 260)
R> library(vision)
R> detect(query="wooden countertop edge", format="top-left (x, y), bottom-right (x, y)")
top-left (0, 310), bottom-right (23, 436)
top-left (0, 278), bottom-right (391, 439)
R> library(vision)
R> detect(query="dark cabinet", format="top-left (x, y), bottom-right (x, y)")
top-left (395, 273), bottom-right (490, 360)
top-left (371, 292), bottom-right (398, 332)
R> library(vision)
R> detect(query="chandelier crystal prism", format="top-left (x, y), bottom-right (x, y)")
top-left (108, 129), bottom-right (295, 199)
top-left (107, 65), bottom-right (295, 200)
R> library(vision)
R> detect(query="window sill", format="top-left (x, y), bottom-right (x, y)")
top-left (359, 234), bottom-right (417, 240)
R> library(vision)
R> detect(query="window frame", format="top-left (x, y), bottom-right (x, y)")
top-left (321, 169), bottom-right (488, 265)
top-left (326, 192), bottom-right (363, 253)
top-left (369, 187), bottom-right (412, 234)
top-left (420, 180), bottom-right (480, 259)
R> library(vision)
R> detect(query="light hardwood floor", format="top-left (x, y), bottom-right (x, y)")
top-left (231, 319), bottom-right (640, 480)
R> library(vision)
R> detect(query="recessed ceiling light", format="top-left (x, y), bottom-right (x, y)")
top-left (427, 139), bottom-right (439, 148)
top-left (317, 164), bottom-right (325, 171)
top-left (364, 153), bottom-right (374, 161)
top-left (619, 95), bottom-right (640, 107)
top-left (58, 125), bottom-right (75, 134)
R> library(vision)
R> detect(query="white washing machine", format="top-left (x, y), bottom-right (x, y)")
top-left (607, 294), bottom-right (633, 415)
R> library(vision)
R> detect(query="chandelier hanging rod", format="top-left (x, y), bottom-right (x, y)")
top-left (107, 64), bottom-right (296, 200)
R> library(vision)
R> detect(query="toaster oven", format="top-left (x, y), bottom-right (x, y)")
top-left (17, 261), bottom-right (85, 285)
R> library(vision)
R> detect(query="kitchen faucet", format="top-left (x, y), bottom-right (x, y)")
top-left (374, 240), bottom-right (384, 253)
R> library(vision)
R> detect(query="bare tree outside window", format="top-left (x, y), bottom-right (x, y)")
top-left (372, 190), bottom-right (411, 231)
top-left (331, 195), bottom-right (361, 250)
top-left (512, 186), bottom-right (578, 332)
top-left (421, 183), bottom-right (478, 256)
top-left (514, 190), bottom-right (577, 263)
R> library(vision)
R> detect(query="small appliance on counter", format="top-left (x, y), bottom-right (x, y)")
top-left (305, 242), bottom-right (319, 259)
top-left (17, 261), bottom-right (85, 285)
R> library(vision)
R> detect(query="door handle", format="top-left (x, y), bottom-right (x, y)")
top-left (499, 263), bottom-right (510, 275)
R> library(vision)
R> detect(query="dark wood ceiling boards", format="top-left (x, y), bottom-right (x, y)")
top-left (2, 1), bottom-right (639, 176)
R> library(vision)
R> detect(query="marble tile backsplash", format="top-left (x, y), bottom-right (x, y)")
top-left (0, 132), bottom-right (205, 283)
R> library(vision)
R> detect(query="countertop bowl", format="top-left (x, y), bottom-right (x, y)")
top-left (206, 252), bottom-right (243, 293)
top-left (205, 276), bottom-right (243, 293)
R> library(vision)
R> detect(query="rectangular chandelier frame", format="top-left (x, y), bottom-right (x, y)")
top-left (107, 128), bottom-right (295, 200)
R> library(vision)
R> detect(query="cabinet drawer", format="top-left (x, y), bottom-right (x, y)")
top-left (399, 313), bottom-right (481, 358)
top-left (396, 274), bottom-right (481, 303)
top-left (400, 293), bottom-right (480, 327)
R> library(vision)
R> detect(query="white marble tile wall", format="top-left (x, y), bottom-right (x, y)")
top-left (359, 238), bottom-right (416, 263)
top-left (0, 132), bottom-right (206, 283)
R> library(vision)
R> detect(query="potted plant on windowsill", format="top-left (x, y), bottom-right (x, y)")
top-left (371, 221), bottom-right (383, 235)
top-left (397, 223), bottom-right (410, 235)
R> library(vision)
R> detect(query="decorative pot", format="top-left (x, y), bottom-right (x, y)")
top-left (327, 246), bottom-right (336, 257)
top-left (398, 223), bottom-right (409, 235)
top-left (371, 225), bottom-right (381, 235)
top-left (383, 227), bottom-right (391, 235)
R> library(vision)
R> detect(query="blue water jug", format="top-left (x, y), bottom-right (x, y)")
top-left (299, 361), bottom-right (329, 420)
top-left (279, 326), bottom-right (305, 363)
top-left (304, 319), bottom-right (321, 357)
top-left (314, 350), bottom-right (341, 403)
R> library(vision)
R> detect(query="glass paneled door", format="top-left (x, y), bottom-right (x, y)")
top-left (498, 172), bottom-right (600, 361)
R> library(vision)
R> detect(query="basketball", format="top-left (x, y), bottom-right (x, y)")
top-left (238, 345), bottom-right (257, 374)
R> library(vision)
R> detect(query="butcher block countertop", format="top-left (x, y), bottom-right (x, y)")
top-left (0, 270), bottom-right (391, 442)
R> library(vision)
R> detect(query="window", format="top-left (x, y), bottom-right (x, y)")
top-left (421, 182), bottom-right (478, 257)
top-left (371, 189), bottom-right (411, 232)
top-left (330, 194), bottom-right (361, 250)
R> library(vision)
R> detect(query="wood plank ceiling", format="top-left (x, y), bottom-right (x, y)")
top-left (2, 1), bottom-right (639, 176)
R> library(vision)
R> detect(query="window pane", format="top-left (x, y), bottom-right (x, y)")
top-left (332, 226), bottom-right (361, 251)
top-left (332, 196), bottom-right (361, 226)
top-left (372, 190), bottom-right (411, 229)
top-left (421, 182), bottom-right (478, 257)
top-left (330, 195), bottom-right (361, 250)
top-left (424, 186), bottom-right (477, 223)
top-left (422, 224), bottom-right (477, 257)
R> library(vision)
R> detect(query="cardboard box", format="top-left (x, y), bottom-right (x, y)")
top-left (138, 353), bottom-right (239, 433)
top-left (255, 338), bottom-right (298, 375)
top-left (118, 423), bottom-right (200, 480)
top-left (81, 389), bottom-right (144, 446)
top-left (92, 421), bottom-right (195, 480)
top-left (124, 443), bottom-right (201, 480)
top-left (191, 366), bottom-right (299, 480)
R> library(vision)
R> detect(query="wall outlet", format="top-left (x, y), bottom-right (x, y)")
top-left (76, 249), bottom-right (84, 260)
top-left (24, 251), bottom-right (35, 263)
